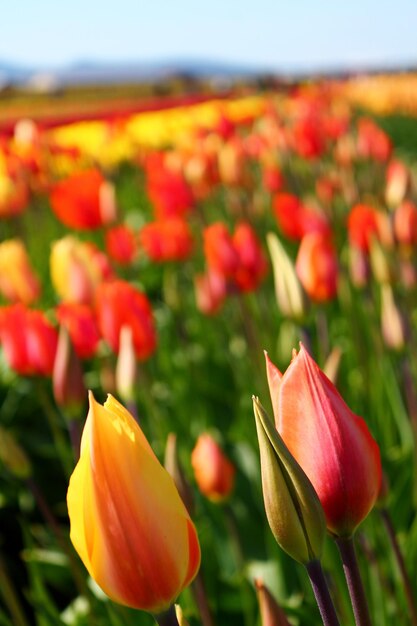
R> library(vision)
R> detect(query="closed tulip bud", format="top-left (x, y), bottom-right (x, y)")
top-left (370, 237), bottom-right (392, 284)
top-left (115, 325), bottom-right (137, 403)
top-left (174, 605), bottom-right (190, 626)
top-left (266, 345), bottom-right (382, 536)
top-left (267, 232), bottom-right (306, 320)
top-left (165, 434), bottom-right (195, 516)
top-left (380, 285), bottom-right (405, 351)
top-left (394, 200), bottom-right (417, 248)
top-left (191, 434), bottom-right (235, 502)
top-left (255, 579), bottom-right (291, 626)
top-left (53, 326), bottom-right (86, 415)
top-left (295, 233), bottom-right (338, 302)
top-left (385, 159), bottom-right (409, 208)
top-left (67, 393), bottom-right (200, 612)
top-left (194, 270), bottom-right (227, 316)
top-left (0, 239), bottom-right (41, 305)
top-left (253, 397), bottom-right (326, 564)
top-left (0, 427), bottom-right (32, 479)
top-left (348, 245), bottom-right (370, 289)
top-left (323, 346), bottom-right (343, 385)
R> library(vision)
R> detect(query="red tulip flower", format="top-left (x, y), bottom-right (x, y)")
top-left (0, 304), bottom-right (58, 376)
top-left (145, 152), bottom-right (194, 220)
top-left (233, 222), bottom-right (268, 292)
top-left (140, 219), bottom-right (193, 263)
top-left (194, 270), bottom-right (227, 315)
top-left (273, 193), bottom-right (329, 241)
top-left (105, 224), bottom-right (137, 265)
top-left (50, 169), bottom-right (117, 230)
top-left (95, 280), bottom-right (156, 360)
top-left (347, 204), bottom-right (381, 253)
top-left (56, 303), bottom-right (100, 359)
top-left (203, 223), bottom-right (239, 278)
top-left (357, 118), bottom-right (392, 162)
top-left (265, 347), bottom-right (382, 536)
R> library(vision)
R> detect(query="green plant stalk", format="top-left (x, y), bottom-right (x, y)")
top-left (154, 605), bottom-right (179, 626)
top-left (26, 477), bottom-right (89, 599)
top-left (305, 560), bottom-right (340, 626)
top-left (224, 503), bottom-right (254, 626)
top-left (380, 508), bottom-right (417, 626)
top-left (0, 553), bottom-right (29, 626)
top-left (335, 535), bottom-right (372, 626)
top-left (38, 383), bottom-right (72, 479)
top-left (192, 572), bottom-right (215, 626)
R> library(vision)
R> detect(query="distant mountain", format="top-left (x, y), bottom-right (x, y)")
top-left (0, 58), bottom-right (270, 90)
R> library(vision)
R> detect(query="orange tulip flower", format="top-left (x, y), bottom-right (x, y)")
top-left (191, 434), bottom-right (235, 502)
top-left (67, 393), bottom-right (200, 611)
top-left (0, 239), bottom-right (41, 304)
top-left (265, 346), bottom-right (381, 536)
top-left (295, 233), bottom-right (338, 302)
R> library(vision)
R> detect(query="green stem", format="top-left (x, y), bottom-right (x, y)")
top-left (38, 383), bottom-right (72, 478)
top-left (380, 508), bottom-right (417, 626)
top-left (154, 605), bottom-right (179, 626)
top-left (0, 553), bottom-right (29, 626)
top-left (305, 560), bottom-right (340, 626)
top-left (192, 571), bottom-right (215, 626)
top-left (335, 535), bottom-right (372, 626)
top-left (223, 503), bottom-right (253, 626)
top-left (26, 477), bottom-right (89, 599)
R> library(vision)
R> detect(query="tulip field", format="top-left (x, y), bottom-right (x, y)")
top-left (2, 79), bottom-right (417, 626)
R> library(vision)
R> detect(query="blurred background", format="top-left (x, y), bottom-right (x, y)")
top-left (2, 2), bottom-right (417, 626)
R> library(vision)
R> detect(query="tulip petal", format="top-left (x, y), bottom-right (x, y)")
top-left (67, 393), bottom-right (200, 611)
top-left (276, 344), bottom-right (381, 535)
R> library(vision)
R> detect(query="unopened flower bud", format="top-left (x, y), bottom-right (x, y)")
top-left (53, 326), bottom-right (86, 417)
top-left (253, 397), bottom-right (325, 564)
top-left (370, 237), bottom-right (391, 284)
top-left (115, 325), bottom-right (137, 402)
top-left (323, 346), bottom-right (343, 385)
top-left (191, 434), bottom-right (235, 502)
top-left (380, 285), bottom-right (405, 351)
top-left (175, 604), bottom-right (190, 626)
top-left (255, 579), bottom-right (291, 626)
top-left (267, 232), bottom-right (306, 320)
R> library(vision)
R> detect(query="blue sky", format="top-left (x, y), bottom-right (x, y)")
top-left (2, 0), bottom-right (417, 70)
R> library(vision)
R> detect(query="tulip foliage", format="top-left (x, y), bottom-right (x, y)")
top-left (1, 82), bottom-right (417, 626)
